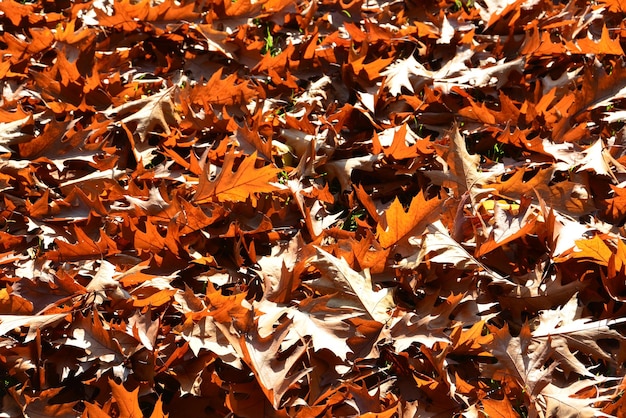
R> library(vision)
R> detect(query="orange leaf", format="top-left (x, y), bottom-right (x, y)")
top-left (0, 287), bottom-right (33, 314)
top-left (482, 397), bottom-right (517, 418)
top-left (597, 0), bottom-right (626, 12)
top-left (148, 397), bottom-right (168, 418)
top-left (354, 184), bottom-right (380, 223)
top-left (109, 379), bottom-right (144, 418)
top-left (571, 235), bottom-right (612, 265)
top-left (604, 185), bottom-right (626, 223)
top-left (187, 68), bottom-right (258, 107)
top-left (376, 192), bottom-right (441, 249)
top-left (605, 240), bottom-right (626, 301)
top-left (49, 227), bottom-right (119, 262)
top-left (0, 0), bottom-right (37, 26)
top-left (574, 25), bottom-right (624, 55)
top-left (83, 401), bottom-right (112, 418)
top-left (132, 289), bottom-right (176, 308)
top-left (195, 151), bottom-right (280, 206)
top-left (491, 167), bottom-right (553, 201)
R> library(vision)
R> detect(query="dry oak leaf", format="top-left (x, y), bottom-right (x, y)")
top-left (605, 239), bottom-right (626, 301)
top-left (482, 323), bottom-right (555, 412)
top-left (95, 0), bottom-right (198, 30)
top-left (532, 294), bottom-right (626, 377)
top-left (481, 397), bottom-right (517, 418)
top-left (48, 227), bottom-right (119, 263)
top-left (186, 68), bottom-right (258, 107)
top-left (0, 0), bottom-right (39, 26)
top-left (426, 125), bottom-right (500, 200)
top-left (195, 151), bottom-right (281, 205)
top-left (376, 192), bottom-right (442, 249)
top-left (0, 313), bottom-right (66, 341)
top-left (400, 221), bottom-right (483, 271)
top-left (540, 377), bottom-right (618, 418)
top-left (107, 378), bottom-right (168, 418)
top-left (306, 247), bottom-right (395, 323)
top-left (64, 312), bottom-right (128, 365)
top-left (605, 185), bottom-right (626, 223)
top-left (569, 235), bottom-right (612, 265)
top-left (0, 287), bottom-right (33, 314)
top-left (254, 297), bottom-right (357, 361)
top-left (488, 260), bottom-right (582, 320)
top-left (372, 123), bottom-right (433, 160)
top-left (104, 85), bottom-right (180, 143)
top-left (380, 54), bottom-right (432, 96)
top-left (476, 199), bottom-right (538, 257)
top-left (240, 320), bottom-right (311, 409)
top-left (598, 0), bottom-right (626, 12)
top-left (573, 25), bottom-right (624, 55)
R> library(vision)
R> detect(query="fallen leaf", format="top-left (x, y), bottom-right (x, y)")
top-left (376, 192), bottom-right (442, 249)
top-left (195, 151), bottom-right (281, 206)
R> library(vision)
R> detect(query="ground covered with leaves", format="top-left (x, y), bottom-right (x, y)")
top-left (2, 0), bottom-right (626, 416)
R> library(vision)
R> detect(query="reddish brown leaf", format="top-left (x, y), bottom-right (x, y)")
top-left (49, 228), bottom-right (119, 262)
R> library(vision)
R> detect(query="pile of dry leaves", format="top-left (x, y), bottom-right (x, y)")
top-left (1, 0), bottom-right (626, 416)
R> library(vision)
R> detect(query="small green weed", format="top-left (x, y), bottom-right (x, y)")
top-left (488, 143), bottom-right (506, 162)
top-left (343, 209), bottom-right (366, 232)
top-left (261, 27), bottom-right (281, 57)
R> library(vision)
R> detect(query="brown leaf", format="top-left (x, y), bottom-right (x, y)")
top-left (108, 379), bottom-right (144, 418)
top-left (0, 287), bottom-right (33, 314)
top-left (426, 125), bottom-right (500, 199)
top-left (104, 86), bottom-right (180, 143)
top-left (532, 294), bottom-right (626, 377)
top-left (481, 398), bottom-right (517, 418)
top-left (48, 227), bottom-right (119, 262)
top-left (187, 68), bottom-right (258, 107)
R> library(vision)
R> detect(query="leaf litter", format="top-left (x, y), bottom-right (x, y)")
top-left (0, 0), bottom-right (626, 417)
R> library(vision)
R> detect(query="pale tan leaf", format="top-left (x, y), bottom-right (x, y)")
top-left (425, 125), bottom-right (500, 199)
top-left (0, 313), bottom-right (66, 342)
top-left (104, 85), bottom-right (180, 142)
top-left (532, 294), bottom-right (626, 377)
top-left (240, 320), bottom-right (311, 408)
top-left (306, 247), bottom-right (395, 323)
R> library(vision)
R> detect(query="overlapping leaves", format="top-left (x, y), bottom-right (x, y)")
top-left (0, 0), bottom-right (626, 416)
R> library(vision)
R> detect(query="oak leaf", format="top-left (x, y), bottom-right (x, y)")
top-left (532, 294), bottom-right (626, 377)
top-left (426, 125), bottom-right (500, 199)
top-left (0, 313), bottom-right (66, 341)
top-left (574, 25), bottom-right (624, 55)
top-left (541, 378), bottom-right (617, 418)
top-left (240, 320), bottom-right (311, 409)
top-left (109, 378), bottom-right (169, 418)
top-left (186, 68), bottom-right (258, 107)
top-left (598, 0), bottom-right (626, 12)
top-left (380, 54), bottom-right (432, 96)
top-left (376, 192), bottom-right (442, 249)
top-left (48, 227), bottom-right (119, 263)
top-left (255, 298), bottom-right (357, 361)
top-left (104, 85), bottom-right (180, 143)
top-left (195, 151), bottom-right (281, 205)
top-left (483, 323), bottom-right (555, 410)
top-left (306, 247), bottom-right (395, 323)
top-left (476, 199), bottom-right (538, 256)
top-left (570, 235), bottom-right (612, 265)
top-left (481, 397), bottom-right (517, 418)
